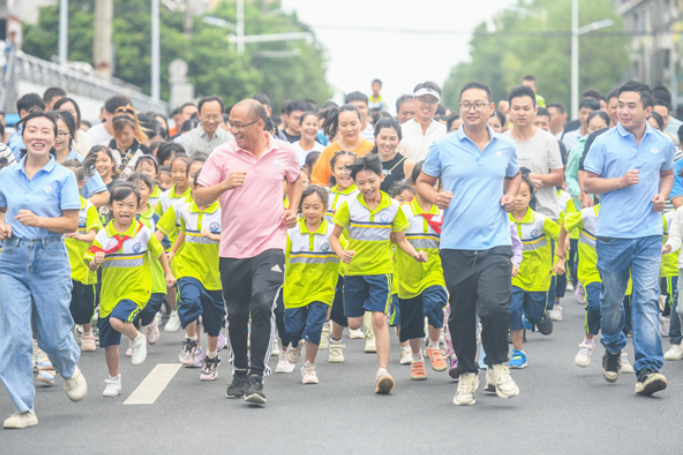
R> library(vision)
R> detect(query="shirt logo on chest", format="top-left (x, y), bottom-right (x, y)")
top-left (273, 159), bottom-right (281, 168)
top-left (321, 242), bottom-right (330, 252)
top-left (209, 222), bottom-right (220, 233)
top-left (78, 217), bottom-right (86, 228)
top-left (132, 242), bottom-right (142, 253)
top-left (651, 148), bottom-right (659, 155)
top-left (530, 229), bottom-right (540, 238)
top-left (380, 213), bottom-right (390, 223)
top-left (43, 185), bottom-right (53, 194)
top-left (495, 152), bottom-right (503, 159)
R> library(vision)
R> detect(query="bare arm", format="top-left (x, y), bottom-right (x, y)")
top-left (193, 172), bottom-right (246, 206)
top-left (554, 223), bottom-right (568, 275)
top-left (88, 190), bottom-right (110, 209)
top-left (282, 173), bottom-right (303, 229)
top-left (14, 209), bottom-right (79, 234)
top-left (582, 170), bottom-right (639, 195)
top-left (330, 224), bottom-right (355, 263)
top-left (394, 231), bottom-right (428, 262)
top-left (529, 168), bottom-right (563, 188)
top-left (415, 172), bottom-right (440, 206)
top-left (66, 228), bottom-right (97, 244)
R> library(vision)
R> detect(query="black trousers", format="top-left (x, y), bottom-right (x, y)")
top-left (441, 247), bottom-right (512, 374)
top-left (220, 249), bottom-right (285, 376)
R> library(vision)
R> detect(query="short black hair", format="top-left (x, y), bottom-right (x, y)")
top-left (299, 184), bottom-right (329, 212)
top-left (521, 75), bottom-right (537, 84)
top-left (198, 95), bottom-right (225, 113)
top-left (653, 99), bottom-right (670, 112)
top-left (435, 104), bottom-right (446, 116)
top-left (618, 81), bottom-right (653, 108)
top-left (546, 102), bottom-right (567, 114)
top-left (346, 153), bottom-right (383, 181)
top-left (344, 91), bottom-right (369, 106)
top-left (606, 88), bottom-right (619, 102)
top-left (459, 81), bottom-right (493, 102)
top-left (171, 107), bottom-right (182, 116)
top-left (53, 97), bottom-right (82, 126)
top-left (252, 93), bottom-right (272, 108)
top-left (581, 88), bottom-right (603, 100)
top-left (109, 182), bottom-right (141, 206)
top-left (17, 93), bottom-right (45, 113)
top-left (579, 98), bottom-right (601, 111)
top-left (395, 95), bottom-right (413, 113)
top-left (285, 100), bottom-right (308, 115)
top-left (536, 107), bottom-right (550, 119)
top-left (104, 95), bottom-right (133, 114)
top-left (446, 112), bottom-right (460, 131)
top-left (649, 111), bottom-right (664, 130)
top-left (652, 85), bottom-right (672, 103)
top-left (372, 79), bottom-right (382, 86)
top-left (587, 110), bottom-right (610, 128)
top-left (508, 85), bottom-right (536, 107)
top-left (677, 124), bottom-right (683, 147)
top-left (43, 87), bottom-right (66, 104)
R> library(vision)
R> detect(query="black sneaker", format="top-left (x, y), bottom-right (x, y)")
top-left (635, 368), bottom-right (667, 396)
top-left (601, 351), bottom-right (621, 383)
top-left (536, 312), bottom-right (553, 335)
top-left (225, 369), bottom-right (249, 399)
top-left (244, 374), bottom-right (266, 405)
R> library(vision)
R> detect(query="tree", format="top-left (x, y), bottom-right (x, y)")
top-left (441, 0), bottom-right (629, 113)
top-left (21, 0), bottom-right (332, 108)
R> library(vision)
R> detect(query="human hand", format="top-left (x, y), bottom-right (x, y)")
top-left (341, 250), bottom-right (356, 263)
top-left (0, 224), bottom-right (12, 241)
top-left (282, 210), bottom-right (298, 229)
top-left (554, 258), bottom-right (566, 275)
top-left (620, 170), bottom-right (640, 188)
top-left (93, 251), bottom-right (105, 265)
top-left (435, 191), bottom-right (453, 210)
top-left (662, 244), bottom-right (673, 255)
top-left (501, 194), bottom-right (516, 212)
top-left (652, 194), bottom-right (666, 212)
top-left (224, 172), bottom-right (247, 190)
top-left (414, 251), bottom-right (428, 263)
top-left (15, 210), bottom-right (40, 227)
top-left (166, 273), bottom-right (177, 288)
top-left (511, 263), bottom-right (519, 277)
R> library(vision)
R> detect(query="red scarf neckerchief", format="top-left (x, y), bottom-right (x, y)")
top-left (88, 222), bottom-right (140, 255)
top-left (413, 198), bottom-right (442, 234)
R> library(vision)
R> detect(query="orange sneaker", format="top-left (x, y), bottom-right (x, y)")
top-left (411, 360), bottom-right (427, 380)
top-left (426, 347), bottom-right (448, 371)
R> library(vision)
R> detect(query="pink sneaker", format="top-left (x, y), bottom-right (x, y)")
top-left (125, 339), bottom-right (132, 357)
top-left (145, 318), bottom-right (160, 345)
top-left (188, 347), bottom-right (205, 369)
top-left (81, 332), bottom-right (96, 352)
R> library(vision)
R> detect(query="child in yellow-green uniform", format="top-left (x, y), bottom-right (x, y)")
top-left (283, 186), bottom-right (340, 384)
top-left (508, 175), bottom-right (560, 369)
top-left (85, 183), bottom-right (175, 398)
top-left (661, 210), bottom-right (683, 359)
top-left (330, 154), bottom-right (427, 394)
top-left (133, 155), bottom-right (162, 208)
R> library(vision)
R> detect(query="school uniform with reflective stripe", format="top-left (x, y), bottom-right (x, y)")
top-left (564, 204), bottom-right (600, 286)
top-left (326, 185), bottom-right (357, 276)
top-left (557, 188), bottom-right (580, 240)
top-left (662, 210), bottom-right (680, 278)
top-left (510, 208), bottom-right (560, 292)
top-left (175, 201), bottom-right (222, 291)
top-left (284, 218), bottom-right (340, 308)
top-left (84, 221), bottom-right (164, 318)
top-left (148, 186), bottom-right (162, 211)
top-left (66, 196), bottom-right (103, 285)
top-left (156, 184), bottom-right (191, 217)
top-left (333, 191), bottom-right (409, 276)
top-left (396, 198), bottom-right (446, 299)
top-left (136, 202), bottom-right (166, 294)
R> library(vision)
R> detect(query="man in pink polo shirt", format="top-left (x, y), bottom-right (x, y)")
top-left (195, 99), bottom-right (302, 405)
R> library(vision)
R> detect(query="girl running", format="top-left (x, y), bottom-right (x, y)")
top-left (133, 155), bottom-right (162, 208)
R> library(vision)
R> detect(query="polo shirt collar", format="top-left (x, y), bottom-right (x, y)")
top-left (357, 190), bottom-right (391, 213)
top-left (616, 122), bottom-right (655, 140)
top-left (137, 203), bottom-right (155, 219)
top-left (189, 200), bottom-right (219, 213)
top-left (410, 197), bottom-right (438, 216)
top-left (331, 183), bottom-right (357, 195)
top-left (235, 133), bottom-right (278, 157)
top-left (299, 217), bottom-right (328, 235)
top-left (509, 207), bottom-right (534, 224)
top-left (16, 155), bottom-right (57, 176)
top-left (170, 184), bottom-right (191, 199)
top-left (106, 219), bottom-right (141, 237)
top-left (456, 124), bottom-right (496, 144)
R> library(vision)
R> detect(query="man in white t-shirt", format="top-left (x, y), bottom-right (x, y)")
top-left (397, 82), bottom-right (446, 162)
top-left (87, 95), bottom-right (133, 146)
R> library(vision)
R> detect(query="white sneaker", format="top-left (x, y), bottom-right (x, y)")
top-left (399, 345), bottom-right (413, 365)
top-left (286, 340), bottom-right (304, 364)
top-left (364, 335), bottom-right (376, 353)
top-left (130, 332), bottom-right (147, 366)
top-left (63, 366), bottom-right (88, 402)
top-left (103, 375), bottom-right (122, 397)
top-left (660, 316), bottom-right (670, 337)
top-left (453, 372), bottom-right (478, 406)
top-left (575, 342), bottom-right (594, 368)
top-left (3, 411), bottom-right (38, 429)
top-left (274, 353), bottom-right (295, 374)
top-left (348, 328), bottom-right (364, 339)
top-left (374, 368), bottom-right (395, 394)
top-left (164, 310), bottom-right (181, 332)
top-left (491, 364), bottom-right (519, 399)
top-left (301, 362), bottom-right (319, 384)
top-left (319, 323), bottom-right (330, 350)
top-left (329, 340), bottom-right (345, 363)
top-left (620, 352), bottom-right (634, 374)
top-left (271, 338), bottom-right (280, 357)
top-left (485, 367), bottom-right (496, 392)
top-left (549, 305), bottom-right (563, 321)
top-left (73, 324), bottom-right (84, 338)
top-left (664, 344), bottom-right (683, 361)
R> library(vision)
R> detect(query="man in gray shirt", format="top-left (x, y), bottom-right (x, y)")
top-left (179, 95), bottom-right (233, 156)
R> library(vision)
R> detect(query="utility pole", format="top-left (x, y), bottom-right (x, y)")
top-left (93, 0), bottom-right (113, 78)
top-left (236, 0), bottom-right (245, 54)
top-left (59, 0), bottom-right (68, 69)
top-left (151, 0), bottom-right (160, 100)
top-left (184, 0), bottom-right (193, 37)
top-left (571, 0), bottom-right (579, 119)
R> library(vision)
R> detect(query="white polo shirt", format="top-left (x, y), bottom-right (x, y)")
top-left (397, 119), bottom-right (447, 162)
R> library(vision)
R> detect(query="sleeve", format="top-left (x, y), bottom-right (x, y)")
top-left (665, 209), bottom-right (683, 254)
top-left (564, 211), bottom-right (584, 235)
top-left (332, 201), bottom-right (350, 228)
top-left (564, 144), bottom-right (583, 198)
top-left (179, 212), bottom-right (187, 234)
top-left (510, 223), bottom-right (523, 267)
top-left (155, 199), bottom-right (164, 217)
top-left (147, 231), bottom-right (164, 260)
top-left (543, 216), bottom-right (561, 240)
top-left (422, 142), bottom-right (442, 178)
top-left (283, 147), bottom-right (300, 183)
top-left (391, 206), bottom-right (410, 232)
top-left (156, 206), bottom-right (178, 238)
top-left (669, 160), bottom-right (683, 200)
top-left (547, 136), bottom-right (563, 170)
top-left (82, 171), bottom-right (107, 198)
top-left (662, 141), bottom-right (675, 172)
top-left (311, 146), bottom-right (334, 185)
top-left (86, 205), bottom-right (103, 233)
top-left (505, 146), bottom-right (520, 178)
top-left (60, 170), bottom-right (82, 211)
top-left (583, 139), bottom-right (605, 176)
top-left (196, 151), bottom-right (225, 188)
top-left (83, 231), bottom-right (105, 264)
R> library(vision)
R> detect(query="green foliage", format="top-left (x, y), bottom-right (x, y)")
top-left (441, 0), bottom-right (629, 111)
top-left (22, 0), bottom-right (331, 108)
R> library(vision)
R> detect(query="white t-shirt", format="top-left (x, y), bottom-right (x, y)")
top-left (397, 119), bottom-right (447, 162)
top-left (360, 123), bottom-right (375, 142)
top-left (86, 123), bottom-right (113, 146)
top-left (503, 128), bottom-right (563, 219)
top-left (292, 141), bottom-right (325, 167)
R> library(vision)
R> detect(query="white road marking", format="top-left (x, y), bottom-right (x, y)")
top-left (123, 363), bottom-right (182, 405)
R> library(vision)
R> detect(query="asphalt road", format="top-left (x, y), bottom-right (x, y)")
top-left (2, 291), bottom-right (683, 455)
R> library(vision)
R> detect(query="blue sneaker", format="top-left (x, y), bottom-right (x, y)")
top-left (510, 350), bottom-right (527, 369)
top-left (523, 316), bottom-right (533, 331)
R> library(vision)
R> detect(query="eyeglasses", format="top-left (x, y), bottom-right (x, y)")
top-left (459, 103), bottom-right (490, 112)
top-left (416, 97), bottom-right (439, 105)
top-left (229, 119), bottom-right (259, 132)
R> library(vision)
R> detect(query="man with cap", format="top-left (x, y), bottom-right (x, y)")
top-left (397, 82), bottom-right (447, 162)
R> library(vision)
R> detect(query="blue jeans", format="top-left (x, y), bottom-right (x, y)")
top-left (0, 237), bottom-right (81, 413)
top-left (596, 235), bottom-right (663, 373)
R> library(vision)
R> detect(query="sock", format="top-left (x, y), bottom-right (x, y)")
top-left (584, 337), bottom-right (594, 346)
top-left (413, 351), bottom-right (423, 361)
top-left (428, 338), bottom-right (439, 348)
top-left (83, 331), bottom-right (92, 336)
top-left (331, 337), bottom-right (342, 344)
top-left (207, 351), bottom-right (217, 359)
top-left (188, 334), bottom-right (198, 341)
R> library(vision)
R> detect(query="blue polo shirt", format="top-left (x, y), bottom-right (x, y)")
top-left (0, 156), bottom-right (81, 239)
top-left (423, 125), bottom-right (519, 250)
top-left (669, 158), bottom-right (683, 202)
top-left (64, 148), bottom-right (108, 199)
top-left (584, 122), bottom-right (675, 238)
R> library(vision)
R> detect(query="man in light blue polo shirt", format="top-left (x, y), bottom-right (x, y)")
top-left (584, 81), bottom-right (675, 397)
top-left (417, 81), bottom-right (521, 406)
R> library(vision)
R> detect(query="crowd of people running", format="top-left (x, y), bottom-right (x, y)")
top-left (0, 75), bottom-right (682, 429)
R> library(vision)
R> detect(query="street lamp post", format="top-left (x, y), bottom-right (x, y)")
top-left (59, 0), bottom-right (68, 69)
top-left (151, 0), bottom-right (160, 101)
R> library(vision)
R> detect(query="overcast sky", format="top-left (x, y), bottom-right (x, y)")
top-left (282, 0), bottom-right (516, 112)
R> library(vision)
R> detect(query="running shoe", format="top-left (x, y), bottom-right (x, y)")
top-left (448, 356), bottom-right (459, 379)
top-left (348, 328), bottom-right (364, 339)
top-left (301, 362), bottom-right (319, 384)
top-left (73, 324), bottom-right (84, 338)
top-left (37, 370), bottom-right (55, 385)
top-left (485, 366), bottom-right (496, 392)
top-left (320, 323), bottom-right (330, 350)
top-left (575, 342), bottom-right (594, 368)
top-left (274, 353), bottom-right (295, 373)
top-left (63, 366), bottom-right (88, 402)
top-left (411, 360), bottom-right (427, 380)
top-left (374, 368), bottom-right (395, 394)
top-left (509, 350), bottom-right (527, 369)
top-left (200, 355), bottom-right (220, 381)
top-left (144, 318), bottom-right (160, 345)
top-left (81, 332), bottom-right (97, 352)
top-left (225, 369), bottom-right (248, 399)
top-left (365, 334), bottom-right (376, 353)
top-left (620, 352), bottom-right (634, 374)
top-left (664, 344), bottom-right (683, 361)
top-left (635, 368), bottom-right (667, 396)
top-left (271, 338), bottom-right (280, 356)
top-left (328, 340), bottom-right (345, 363)
top-left (3, 411), bottom-right (38, 429)
top-left (660, 316), bottom-right (670, 337)
top-left (523, 316), bottom-right (533, 331)
top-left (536, 312), bottom-right (554, 335)
top-left (426, 346), bottom-right (447, 371)
top-left (601, 351), bottom-right (621, 383)
top-left (188, 347), bottom-right (204, 369)
top-left (453, 372), bottom-right (478, 406)
top-left (399, 345), bottom-right (413, 365)
top-left (179, 338), bottom-right (198, 365)
top-left (286, 340), bottom-right (305, 364)
top-left (245, 374), bottom-right (266, 405)
top-left (549, 304), bottom-right (563, 321)
top-left (164, 310), bottom-right (181, 332)
top-left (130, 332), bottom-right (147, 366)
top-left (491, 364), bottom-right (519, 399)
top-left (103, 375), bottom-right (122, 398)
